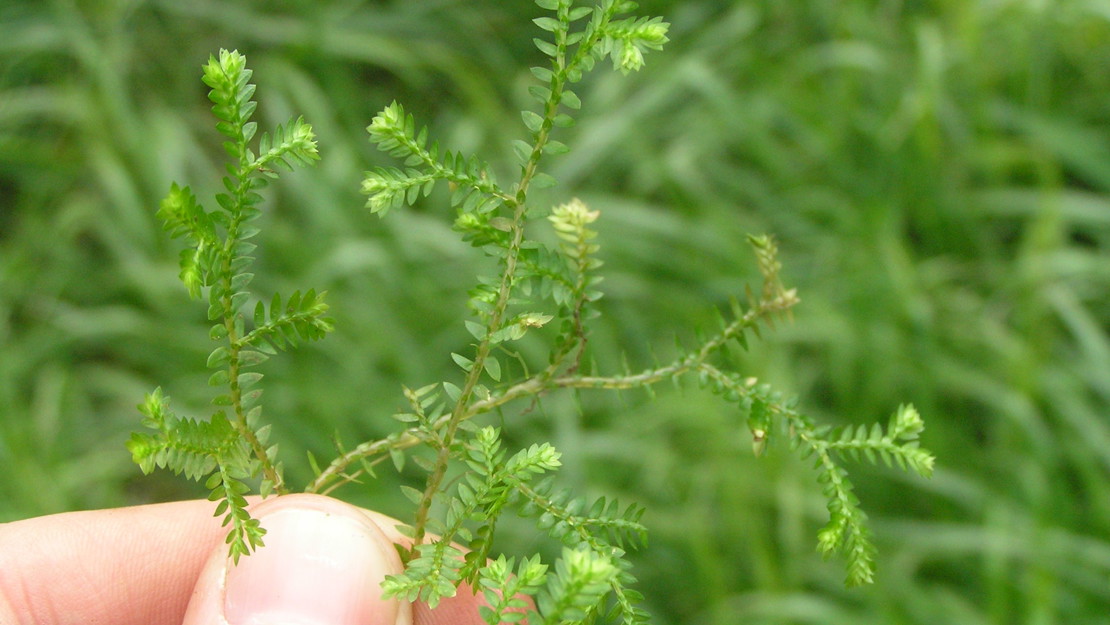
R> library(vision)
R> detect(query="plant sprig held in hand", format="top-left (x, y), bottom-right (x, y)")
top-left (127, 49), bottom-right (328, 563)
top-left (131, 1), bottom-right (935, 621)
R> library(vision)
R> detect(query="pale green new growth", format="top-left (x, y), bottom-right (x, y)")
top-left (132, 0), bottom-right (934, 620)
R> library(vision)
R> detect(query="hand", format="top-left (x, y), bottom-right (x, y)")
top-left (0, 494), bottom-right (486, 625)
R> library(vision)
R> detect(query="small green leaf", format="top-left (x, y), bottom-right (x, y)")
top-left (533, 38), bottom-right (558, 57)
top-left (230, 291), bottom-right (250, 312)
top-left (464, 320), bottom-right (487, 340)
top-left (533, 17), bottom-right (561, 32)
top-left (390, 447), bottom-right (406, 472)
top-left (543, 141), bottom-right (570, 155)
top-left (400, 485), bottom-right (424, 505)
top-left (530, 66), bottom-right (554, 82)
top-left (483, 356), bottom-right (502, 382)
top-left (568, 6), bottom-right (592, 21)
top-left (238, 350), bottom-right (269, 366)
top-left (521, 110), bottom-right (544, 134)
top-left (207, 347), bottom-right (230, 368)
top-left (451, 352), bottom-right (475, 371)
top-left (528, 85), bottom-right (552, 103)
top-left (532, 173), bottom-right (558, 188)
top-left (412, 454), bottom-right (437, 473)
top-left (253, 300), bottom-right (266, 328)
top-left (511, 140), bottom-right (534, 166)
top-left (443, 382), bottom-right (463, 401)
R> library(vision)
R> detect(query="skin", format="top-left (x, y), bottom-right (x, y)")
top-left (0, 495), bottom-right (488, 625)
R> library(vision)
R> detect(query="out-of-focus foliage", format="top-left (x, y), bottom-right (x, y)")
top-left (1, 1), bottom-right (1107, 623)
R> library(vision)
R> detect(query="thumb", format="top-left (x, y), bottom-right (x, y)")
top-left (183, 494), bottom-right (412, 625)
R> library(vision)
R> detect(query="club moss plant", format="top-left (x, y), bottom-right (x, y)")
top-left (125, 1), bottom-right (935, 622)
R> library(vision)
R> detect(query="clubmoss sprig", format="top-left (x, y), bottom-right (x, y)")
top-left (128, 49), bottom-right (329, 562)
top-left (134, 2), bottom-right (935, 621)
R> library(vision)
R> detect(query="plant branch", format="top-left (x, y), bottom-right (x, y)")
top-left (308, 283), bottom-right (799, 494)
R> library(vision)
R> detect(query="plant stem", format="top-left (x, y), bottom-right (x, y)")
top-left (411, 198), bottom-right (530, 544)
top-left (307, 287), bottom-right (799, 495)
top-left (221, 175), bottom-right (284, 494)
top-left (407, 0), bottom-right (607, 544)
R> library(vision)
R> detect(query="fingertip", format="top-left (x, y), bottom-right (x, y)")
top-left (183, 494), bottom-right (411, 625)
top-left (413, 589), bottom-right (492, 625)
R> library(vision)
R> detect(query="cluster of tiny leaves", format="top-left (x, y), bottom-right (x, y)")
top-left (133, 0), bottom-right (936, 621)
top-left (127, 49), bottom-right (330, 563)
top-left (699, 365), bottom-right (934, 586)
top-left (356, 2), bottom-right (674, 621)
top-left (380, 424), bottom-right (648, 622)
top-left (356, 0), bottom-right (934, 614)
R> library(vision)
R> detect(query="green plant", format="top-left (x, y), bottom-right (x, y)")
top-left (126, 1), bottom-right (934, 622)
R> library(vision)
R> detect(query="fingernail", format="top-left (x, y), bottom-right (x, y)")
top-left (223, 507), bottom-right (398, 625)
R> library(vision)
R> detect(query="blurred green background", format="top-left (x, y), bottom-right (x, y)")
top-left (2, 0), bottom-right (1109, 622)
